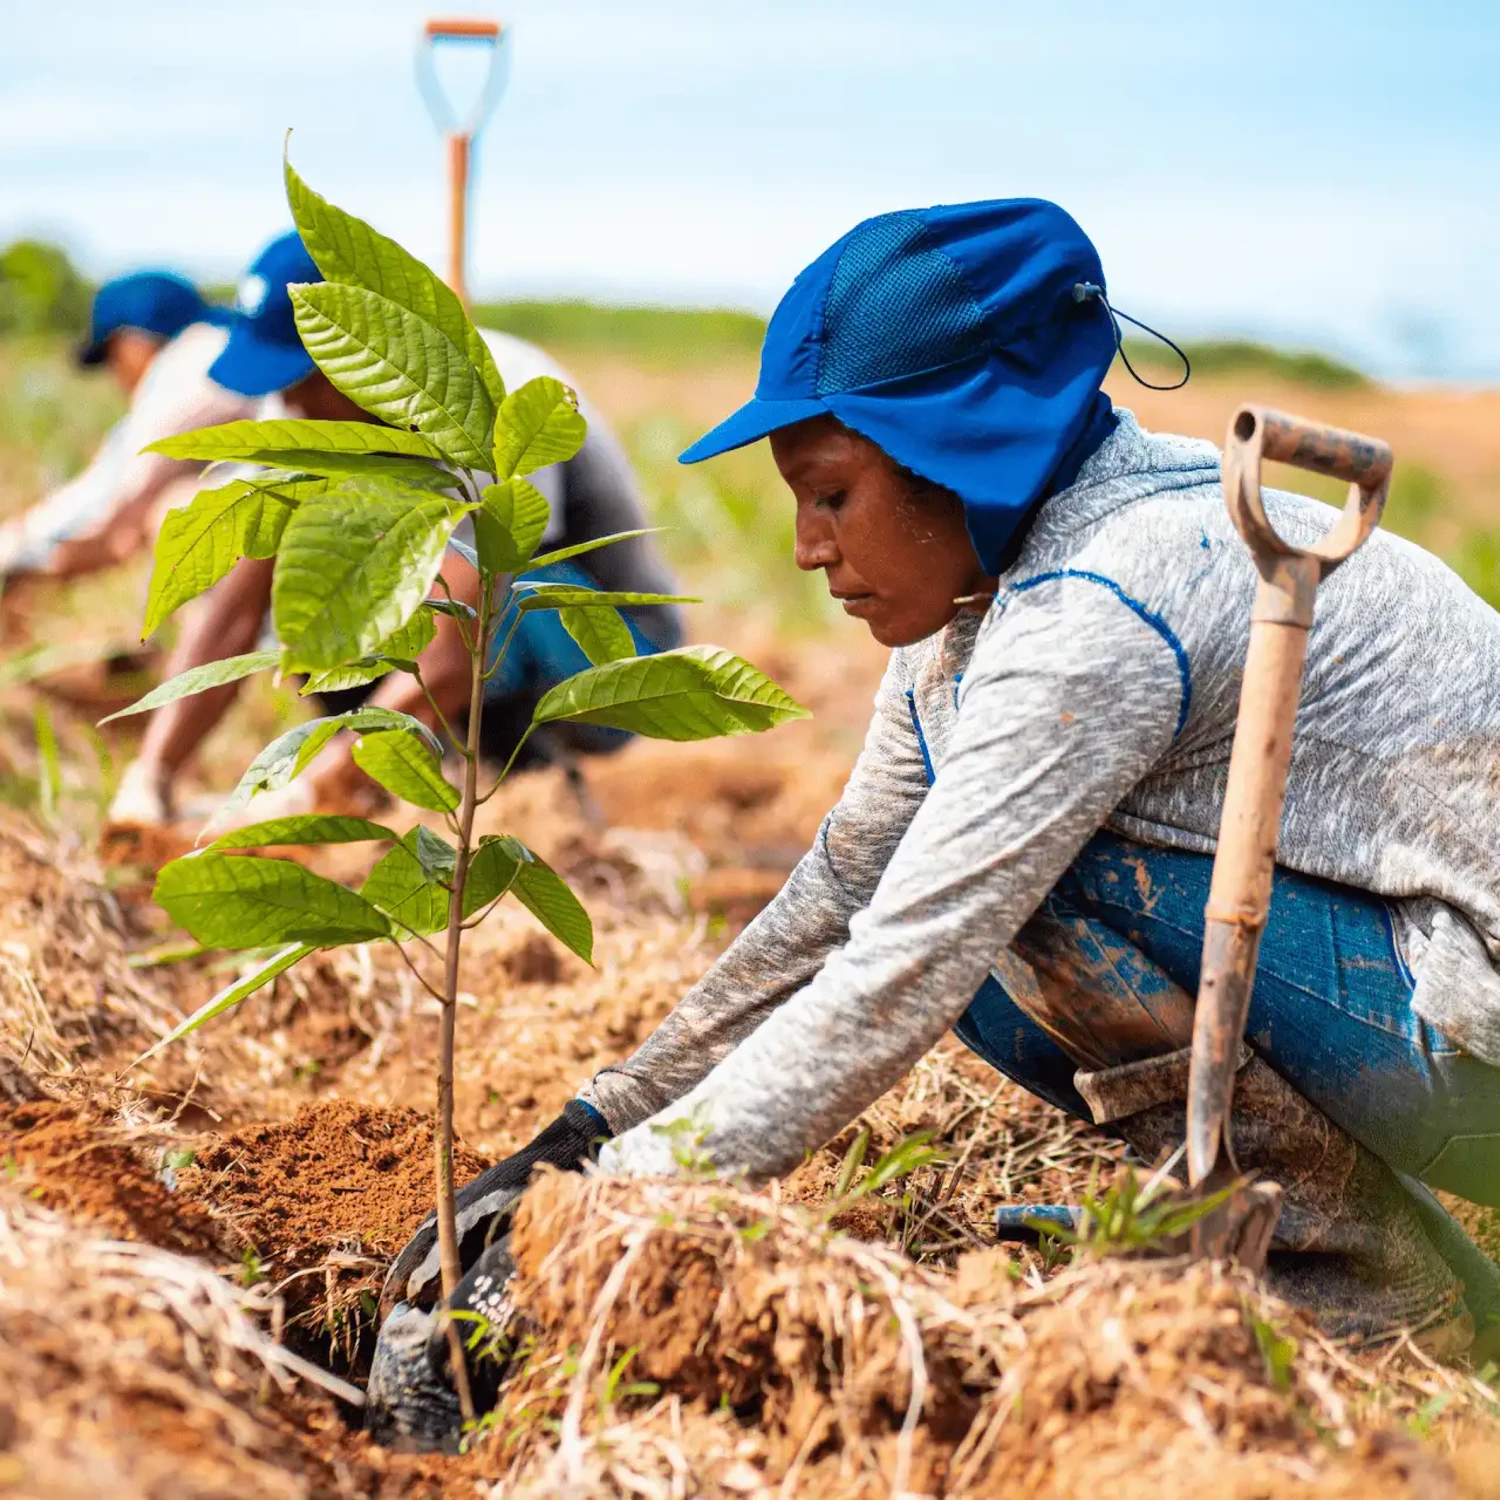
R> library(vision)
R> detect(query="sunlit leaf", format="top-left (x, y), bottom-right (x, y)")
top-left (146, 416), bottom-right (449, 464)
top-left (273, 481), bottom-right (464, 672)
top-left (143, 475), bottom-right (319, 637)
top-left (155, 852), bottom-right (391, 947)
top-left (377, 605), bottom-right (439, 662)
top-left (527, 528), bottom-right (656, 572)
top-left (285, 150), bottom-right (505, 408)
top-left (297, 604), bottom-right (439, 695)
top-left (131, 943), bottom-right (316, 1065)
top-left (360, 829), bottom-right (452, 936)
top-left (100, 650), bottom-right (281, 724)
top-left (290, 282), bottom-right (496, 468)
top-left (492, 377), bottom-right (585, 479)
top-left (474, 477), bottom-right (551, 573)
top-left (508, 843), bottom-right (593, 962)
top-left (465, 835), bottom-right (522, 914)
top-left (532, 645), bottom-right (809, 742)
top-left (299, 658), bottom-right (397, 695)
top-left (559, 605), bottom-right (636, 665)
top-left (230, 449), bottom-right (455, 491)
top-left (513, 586), bottom-right (695, 612)
top-left (205, 814), bottom-right (397, 852)
top-left (351, 730), bottom-right (459, 813)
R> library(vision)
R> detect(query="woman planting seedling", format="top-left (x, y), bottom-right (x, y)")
top-left (114, 154), bottom-right (809, 1427)
top-left (373, 196), bottom-right (1500, 1446)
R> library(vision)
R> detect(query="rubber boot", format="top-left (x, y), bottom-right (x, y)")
top-left (1075, 1044), bottom-right (1475, 1353)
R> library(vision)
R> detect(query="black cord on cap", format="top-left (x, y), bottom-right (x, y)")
top-left (1073, 282), bottom-right (1191, 392)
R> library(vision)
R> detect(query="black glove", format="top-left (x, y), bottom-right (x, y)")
top-left (366, 1239), bottom-right (522, 1452)
top-left (378, 1099), bottom-right (609, 1318)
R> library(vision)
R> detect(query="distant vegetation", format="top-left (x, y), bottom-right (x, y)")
top-left (1122, 337), bottom-right (1369, 391)
top-left (472, 298), bottom-right (767, 364)
top-left (0, 240), bottom-right (92, 337)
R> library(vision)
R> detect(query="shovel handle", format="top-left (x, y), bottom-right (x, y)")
top-left (425, 17), bottom-right (501, 38)
top-left (1223, 405), bottom-right (1391, 583)
top-left (1186, 406), bottom-right (1391, 1194)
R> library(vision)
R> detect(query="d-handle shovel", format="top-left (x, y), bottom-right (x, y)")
top-left (1186, 405), bottom-right (1392, 1267)
top-left (417, 18), bottom-right (510, 305)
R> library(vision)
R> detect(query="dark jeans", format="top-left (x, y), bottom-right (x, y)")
top-left (320, 560), bottom-right (682, 767)
top-left (957, 830), bottom-right (1500, 1209)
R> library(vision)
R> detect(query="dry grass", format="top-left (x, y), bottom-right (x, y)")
top-left (0, 1190), bottom-right (362, 1500)
top-left (473, 1170), bottom-right (1500, 1499)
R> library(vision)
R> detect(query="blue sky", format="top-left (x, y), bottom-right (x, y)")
top-left (2, 0), bottom-right (1496, 379)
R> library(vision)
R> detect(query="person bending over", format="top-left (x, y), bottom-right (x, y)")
top-left (0, 271), bottom-right (249, 587)
top-left (367, 197), bottom-right (1500, 1446)
top-left (107, 233), bottom-right (682, 827)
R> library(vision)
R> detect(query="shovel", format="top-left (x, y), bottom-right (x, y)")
top-left (1186, 405), bottom-right (1392, 1267)
top-left (417, 17), bottom-right (510, 304)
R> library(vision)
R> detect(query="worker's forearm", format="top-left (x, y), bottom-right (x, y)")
top-left (135, 557), bottom-right (274, 777)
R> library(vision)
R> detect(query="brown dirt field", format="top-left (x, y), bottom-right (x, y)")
top-left (2, 356), bottom-right (1500, 1491)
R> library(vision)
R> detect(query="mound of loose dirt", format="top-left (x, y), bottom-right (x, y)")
top-left (0, 1090), bottom-right (219, 1256)
top-left (181, 1101), bottom-right (489, 1344)
top-left (487, 1171), bottom-right (1500, 1499)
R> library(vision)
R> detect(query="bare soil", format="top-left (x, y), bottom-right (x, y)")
top-left (2, 367), bottom-right (1500, 1492)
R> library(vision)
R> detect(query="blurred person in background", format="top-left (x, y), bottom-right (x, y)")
top-left (0, 272), bottom-right (249, 587)
top-left (107, 232), bottom-right (682, 828)
top-left (369, 197), bottom-right (1500, 1448)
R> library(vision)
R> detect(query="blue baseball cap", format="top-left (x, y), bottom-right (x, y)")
top-left (681, 198), bottom-right (1119, 574)
top-left (208, 230), bottom-right (322, 398)
top-left (76, 271), bottom-right (229, 367)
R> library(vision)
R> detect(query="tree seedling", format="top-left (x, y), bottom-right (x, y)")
top-left (114, 149), bottom-right (808, 1419)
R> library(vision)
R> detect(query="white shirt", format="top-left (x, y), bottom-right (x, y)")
top-left (0, 323), bottom-right (254, 571)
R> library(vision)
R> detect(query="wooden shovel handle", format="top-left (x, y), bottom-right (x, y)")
top-left (425, 18), bottom-right (502, 39)
top-left (1223, 405), bottom-right (1392, 575)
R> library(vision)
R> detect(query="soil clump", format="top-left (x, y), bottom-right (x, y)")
top-left (0, 1091), bottom-right (219, 1256)
top-left (181, 1100), bottom-right (489, 1343)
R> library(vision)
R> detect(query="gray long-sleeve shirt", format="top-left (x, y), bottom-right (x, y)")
top-left (583, 411), bottom-right (1500, 1180)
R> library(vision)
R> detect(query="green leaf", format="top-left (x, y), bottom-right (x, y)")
top-left (492, 377), bottom-right (586, 479)
top-left (284, 151), bottom-right (506, 409)
top-left (205, 815), bottom-right (398, 853)
top-left (411, 824), bottom-right (457, 882)
top-left (100, 650), bottom-right (281, 724)
top-left (131, 944), bottom-right (315, 1065)
top-left (559, 605), bottom-right (636, 665)
top-left (528, 529), bottom-right (656, 572)
top-left (231, 449), bottom-right (455, 491)
top-left (533, 645), bottom-right (810, 742)
top-left (290, 282), bottom-right (496, 468)
top-left (377, 604), bottom-right (439, 662)
top-left (351, 730), bottom-right (459, 813)
top-left (513, 586), bottom-right (696, 612)
top-left (146, 416), bottom-right (449, 464)
top-left (155, 853), bottom-right (391, 947)
top-left (509, 844), bottom-right (593, 962)
top-left (360, 829), bottom-right (451, 936)
top-left (273, 481), bottom-right (464, 672)
top-left (299, 659), bottom-right (398, 695)
top-left (223, 707), bottom-right (440, 814)
top-left (297, 605), bottom-right (437, 692)
top-left (143, 475), bottom-right (316, 637)
top-left (474, 477), bottom-right (551, 573)
top-left (297, 604), bottom-right (438, 696)
top-left (465, 835), bottom-right (522, 914)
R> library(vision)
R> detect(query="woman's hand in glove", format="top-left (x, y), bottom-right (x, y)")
top-left (378, 1099), bottom-right (609, 1319)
